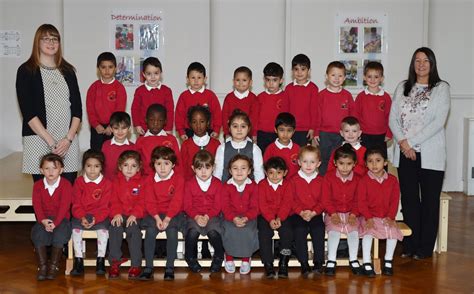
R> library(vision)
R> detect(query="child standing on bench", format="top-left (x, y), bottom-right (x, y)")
top-left (322, 144), bottom-right (362, 276)
top-left (358, 146), bottom-right (403, 277)
top-left (31, 154), bottom-right (72, 281)
top-left (71, 149), bottom-right (112, 276)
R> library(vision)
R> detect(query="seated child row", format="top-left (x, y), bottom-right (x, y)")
top-left (88, 52), bottom-right (392, 177)
top-left (32, 141), bottom-right (402, 282)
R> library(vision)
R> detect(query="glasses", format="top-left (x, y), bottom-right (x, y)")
top-left (41, 37), bottom-right (59, 44)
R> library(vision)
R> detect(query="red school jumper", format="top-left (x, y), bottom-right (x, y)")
top-left (101, 139), bottom-right (136, 180)
top-left (175, 88), bottom-right (222, 136)
top-left (221, 90), bottom-right (257, 135)
top-left (315, 88), bottom-right (354, 136)
top-left (32, 177), bottom-right (72, 226)
top-left (86, 79), bottom-right (127, 128)
top-left (353, 90), bottom-right (392, 138)
top-left (180, 137), bottom-right (220, 180)
top-left (144, 172), bottom-right (184, 219)
top-left (252, 90), bottom-right (289, 135)
top-left (72, 176), bottom-right (112, 224)
top-left (135, 132), bottom-right (182, 176)
top-left (291, 173), bottom-right (324, 215)
top-left (258, 179), bottom-right (293, 222)
top-left (322, 170), bottom-right (360, 216)
top-left (285, 81), bottom-right (319, 132)
top-left (131, 84), bottom-right (174, 132)
top-left (109, 172), bottom-right (145, 219)
top-left (357, 173), bottom-right (400, 220)
top-left (263, 141), bottom-right (300, 179)
top-left (221, 181), bottom-right (259, 221)
top-left (184, 176), bottom-right (222, 219)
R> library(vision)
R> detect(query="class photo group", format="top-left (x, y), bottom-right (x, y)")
top-left (16, 23), bottom-right (450, 283)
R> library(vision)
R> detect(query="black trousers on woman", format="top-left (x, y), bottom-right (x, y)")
top-left (398, 152), bottom-right (444, 257)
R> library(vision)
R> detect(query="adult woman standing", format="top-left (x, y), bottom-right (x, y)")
top-left (389, 47), bottom-right (450, 259)
top-left (16, 24), bottom-right (82, 184)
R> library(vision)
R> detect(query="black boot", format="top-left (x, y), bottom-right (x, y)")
top-left (96, 257), bottom-right (106, 275)
top-left (278, 254), bottom-right (290, 279)
top-left (210, 257), bottom-right (224, 273)
top-left (164, 267), bottom-right (174, 281)
top-left (35, 247), bottom-right (48, 281)
top-left (46, 246), bottom-right (63, 280)
top-left (264, 262), bottom-right (275, 279)
top-left (70, 257), bottom-right (84, 276)
top-left (301, 262), bottom-right (311, 278)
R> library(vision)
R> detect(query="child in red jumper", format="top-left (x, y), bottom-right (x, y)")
top-left (327, 116), bottom-right (367, 177)
top-left (222, 66), bottom-right (257, 138)
top-left (31, 154), bottom-right (72, 281)
top-left (131, 57), bottom-right (174, 135)
top-left (71, 150), bottom-right (112, 276)
top-left (322, 144), bottom-right (362, 276)
top-left (253, 62), bottom-right (289, 153)
top-left (353, 61), bottom-right (392, 151)
top-left (290, 145), bottom-right (325, 277)
top-left (108, 150), bottom-right (145, 280)
top-left (184, 150), bottom-right (225, 274)
top-left (315, 61), bottom-right (355, 175)
top-left (181, 105), bottom-right (220, 180)
top-left (139, 147), bottom-right (185, 281)
top-left (175, 62), bottom-right (222, 140)
top-left (101, 111), bottom-right (136, 180)
top-left (86, 52), bottom-right (127, 151)
top-left (135, 104), bottom-right (181, 176)
top-left (258, 157), bottom-right (294, 279)
top-left (358, 146), bottom-right (403, 277)
top-left (221, 154), bottom-right (259, 275)
top-left (264, 112), bottom-right (300, 179)
top-left (285, 54), bottom-right (319, 146)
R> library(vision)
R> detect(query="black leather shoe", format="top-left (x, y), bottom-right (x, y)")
top-left (138, 267), bottom-right (154, 281)
top-left (349, 260), bottom-right (363, 275)
top-left (312, 261), bottom-right (323, 274)
top-left (278, 254), bottom-right (290, 278)
top-left (70, 257), bottom-right (84, 276)
top-left (96, 257), bottom-right (106, 275)
top-left (413, 253), bottom-right (431, 260)
top-left (264, 263), bottom-right (275, 279)
top-left (164, 267), bottom-right (174, 281)
top-left (301, 262), bottom-right (311, 278)
top-left (210, 257), bottom-right (223, 273)
top-left (324, 260), bottom-right (336, 276)
top-left (363, 263), bottom-right (376, 278)
top-left (400, 252), bottom-right (413, 258)
top-left (382, 260), bottom-right (393, 276)
top-left (186, 258), bottom-right (202, 273)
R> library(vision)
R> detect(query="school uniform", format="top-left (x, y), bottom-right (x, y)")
top-left (221, 90), bottom-right (257, 135)
top-left (180, 134), bottom-right (220, 180)
top-left (221, 178), bottom-right (259, 258)
top-left (101, 138), bottom-right (136, 180)
top-left (327, 142), bottom-right (368, 177)
top-left (263, 139), bottom-right (300, 179)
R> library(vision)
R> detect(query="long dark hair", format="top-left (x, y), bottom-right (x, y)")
top-left (403, 47), bottom-right (444, 96)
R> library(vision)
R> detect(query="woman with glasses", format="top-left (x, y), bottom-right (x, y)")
top-left (16, 24), bottom-right (82, 184)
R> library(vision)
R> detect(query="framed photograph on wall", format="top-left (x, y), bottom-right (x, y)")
top-left (364, 27), bottom-right (382, 53)
top-left (116, 56), bottom-right (135, 86)
top-left (341, 60), bottom-right (358, 87)
top-left (115, 24), bottom-right (134, 50)
top-left (339, 27), bottom-right (358, 53)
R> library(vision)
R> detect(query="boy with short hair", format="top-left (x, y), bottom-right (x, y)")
top-left (135, 104), bottom-right (181, 176)
top-left (131, 57), bottom-right (174, 135)
top-left (101, 111), bottom-right (135, 180)
top-left (285, 54), bottom-right (319, 146)
top-left (353, 61), bottom-right (392, 151)
top-left (175, 62), bottom-right (222, 141)
top-left (263, 112), bottom-right (300, 179)
top-left (253, 62), bottom-right (289, 153)
top-left (222, 66), bottom-right (257, 137)
top-left (315, 61), bottom-right (355, 175)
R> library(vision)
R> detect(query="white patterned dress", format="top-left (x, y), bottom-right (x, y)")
top-left (22, 66), bottom-right (80, 174)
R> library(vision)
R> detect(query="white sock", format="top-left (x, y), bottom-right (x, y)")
top-left (72, 229), bottom-right (83, 258)
top-left (347, 231), bottom-right (359, 262)
top-left (362, 235), bottom-right (373, 264)
top-left (327, 231), bottom-right (340, 262)
top-left (96, 229), bottom-right (109, 258)
top-left (384, 239), bottom-right (397, 266)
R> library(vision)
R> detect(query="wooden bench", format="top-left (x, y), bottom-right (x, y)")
top-left (65, 222), bottom-right (411, 275)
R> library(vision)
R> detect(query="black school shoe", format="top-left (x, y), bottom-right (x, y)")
top-left (70, 257), bottom-right (84, 276)
top-left (349, 260), bottom-right (363, 275)
top-left (164, 267), bottom-right (175, 281)
top-left (382, 260), bottom-right (393, 276)
top-left (138, 267), bottom-right (154, 281)
top-left (210, 257), bottom-right (223, 273)
top-left (264, 263), bottom-right (276, 279)
top-left (363, 263), bottom-right (376, 278)
top-left (186, 258), bottom-right (202, 273)
top-left (301, 262), bottom-right (311, 278)
top-left (96, 257), bottom-right (106, 275)
top-left (324, 260), bottom-right (336, 276)
top-left (312, 261), bottom-right (324, 275)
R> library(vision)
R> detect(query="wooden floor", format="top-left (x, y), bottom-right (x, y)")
top-left (0, 193), bottom-right (473, 294)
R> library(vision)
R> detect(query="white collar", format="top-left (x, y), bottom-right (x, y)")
top-left (111, 137), bottom-right (130, 146)
top-left (101, 78), bottom-right (115, 85)
top-left (342, 141), bottom-right (362, 150)
top-left (228, 138), bottom-right (251, 149)
top-left (144, 129), bottom-right (167, 137)
top-left (227, 177), bottom-right (252, 192)
top-left (326, 87), bottom-right (342, 93)
top-left (265, 89), bottom-right (282, 95)
top-left (43, 177), bottom-right (60, 196)
top-left (293, 79), bottom-right (310, 87)
top-left (145, 82), bottom-right (162, 91)
top-left (84, 174), bottom-right (103, 184)
top-left (368, 170), bottom-right (388, 183)
top-left (196, 176), bottom-right (212, 192)
top-left (234, 90), bottom-right (249, 99)
top-left (298, 169), bottom-right (318, 183)
top-left (154, 170), bottom-right (174, 182)
top-left (192, 133), bottom-right (211, 147)
top-left (364, 87), bottom-right (385, 96)
top-left (189, 86), bottom-right (205, 94)
top-left (225, 136), bottom-right (252, 143)
top-left (275, 139), bottom-right (293, 150)
top-left (267, 178), bottom-right (283, 191)
top-left (336, 169), bottom-right (354, 182)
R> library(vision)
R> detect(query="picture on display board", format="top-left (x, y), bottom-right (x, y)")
top-left (339, 27), bottom-right (358, 53)
top-left (116, 56), bottom-right (135, 85)
top-left (364, 27), bottom-right (382, 53)
top-left (115, 24), bottom-right (134, 50)
top-left (341, 60), bottom-right (358, 87)
top-left (140, 24), bottom-right (160, 50)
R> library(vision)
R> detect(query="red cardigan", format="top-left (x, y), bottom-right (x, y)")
top-left (327, 145), bottom-right (368, 177)
top-left (285, 82), bottom-right (319, 131)
top-left (32, 177), bottom-right (72, 227)
top-left (357, 173), bottom-right (400, 220)
top-left (221, 181), bottom-right (259, 221)
top-left (263, 142), bottom-right (300, 179)
top-left (180, 137), bottom-right (220, 180)
top-left (353, 90), bottom-right (392, 138)
top-left (143, 173), bottom-right (184, 218)
top-left (135, 134), bottom-right (181, 176)
top-left (175, 89), bottom-right (222, 136)
top-left (109, 173), bottom-right (145, 218)
top-left (290, 173), bottom-right (324, 215)
top-left (184, 176), bottom-right (222, 219)
top-left (101, 140), bottom-right (136, 180)
top-left (131, 84), bottom-right (174, 132)
top-left (258, 179), bottom-right (293, 222)
top-left (221, 91), bottom-right (257, 135)
top-left (315, 89), bottom-right (354, 135)
top-left (322, 170), bottom-right (360, 215)
top-left (72, 176), bottom-right (112, 224)
top-left (86, 79), bottom-right (127, 128)
top-left (252, 91), bottom-right (289, 134)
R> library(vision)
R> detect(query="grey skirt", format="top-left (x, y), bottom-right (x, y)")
top-left (222, 219), bottom-right (259, 257)
top-left (186, 216), bottom-right (223, 236)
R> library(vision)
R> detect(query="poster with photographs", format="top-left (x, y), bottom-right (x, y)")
top-left (110, 10), bottom-right (164, 86)
top-left (335, 13), bottom-right (388, 91)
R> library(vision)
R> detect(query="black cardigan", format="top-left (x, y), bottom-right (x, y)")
top-left (16, 63), bottom-right (82, 137)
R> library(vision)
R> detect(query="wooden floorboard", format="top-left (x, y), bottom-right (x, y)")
top-left (0, 192), bottom-right (473, 293)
